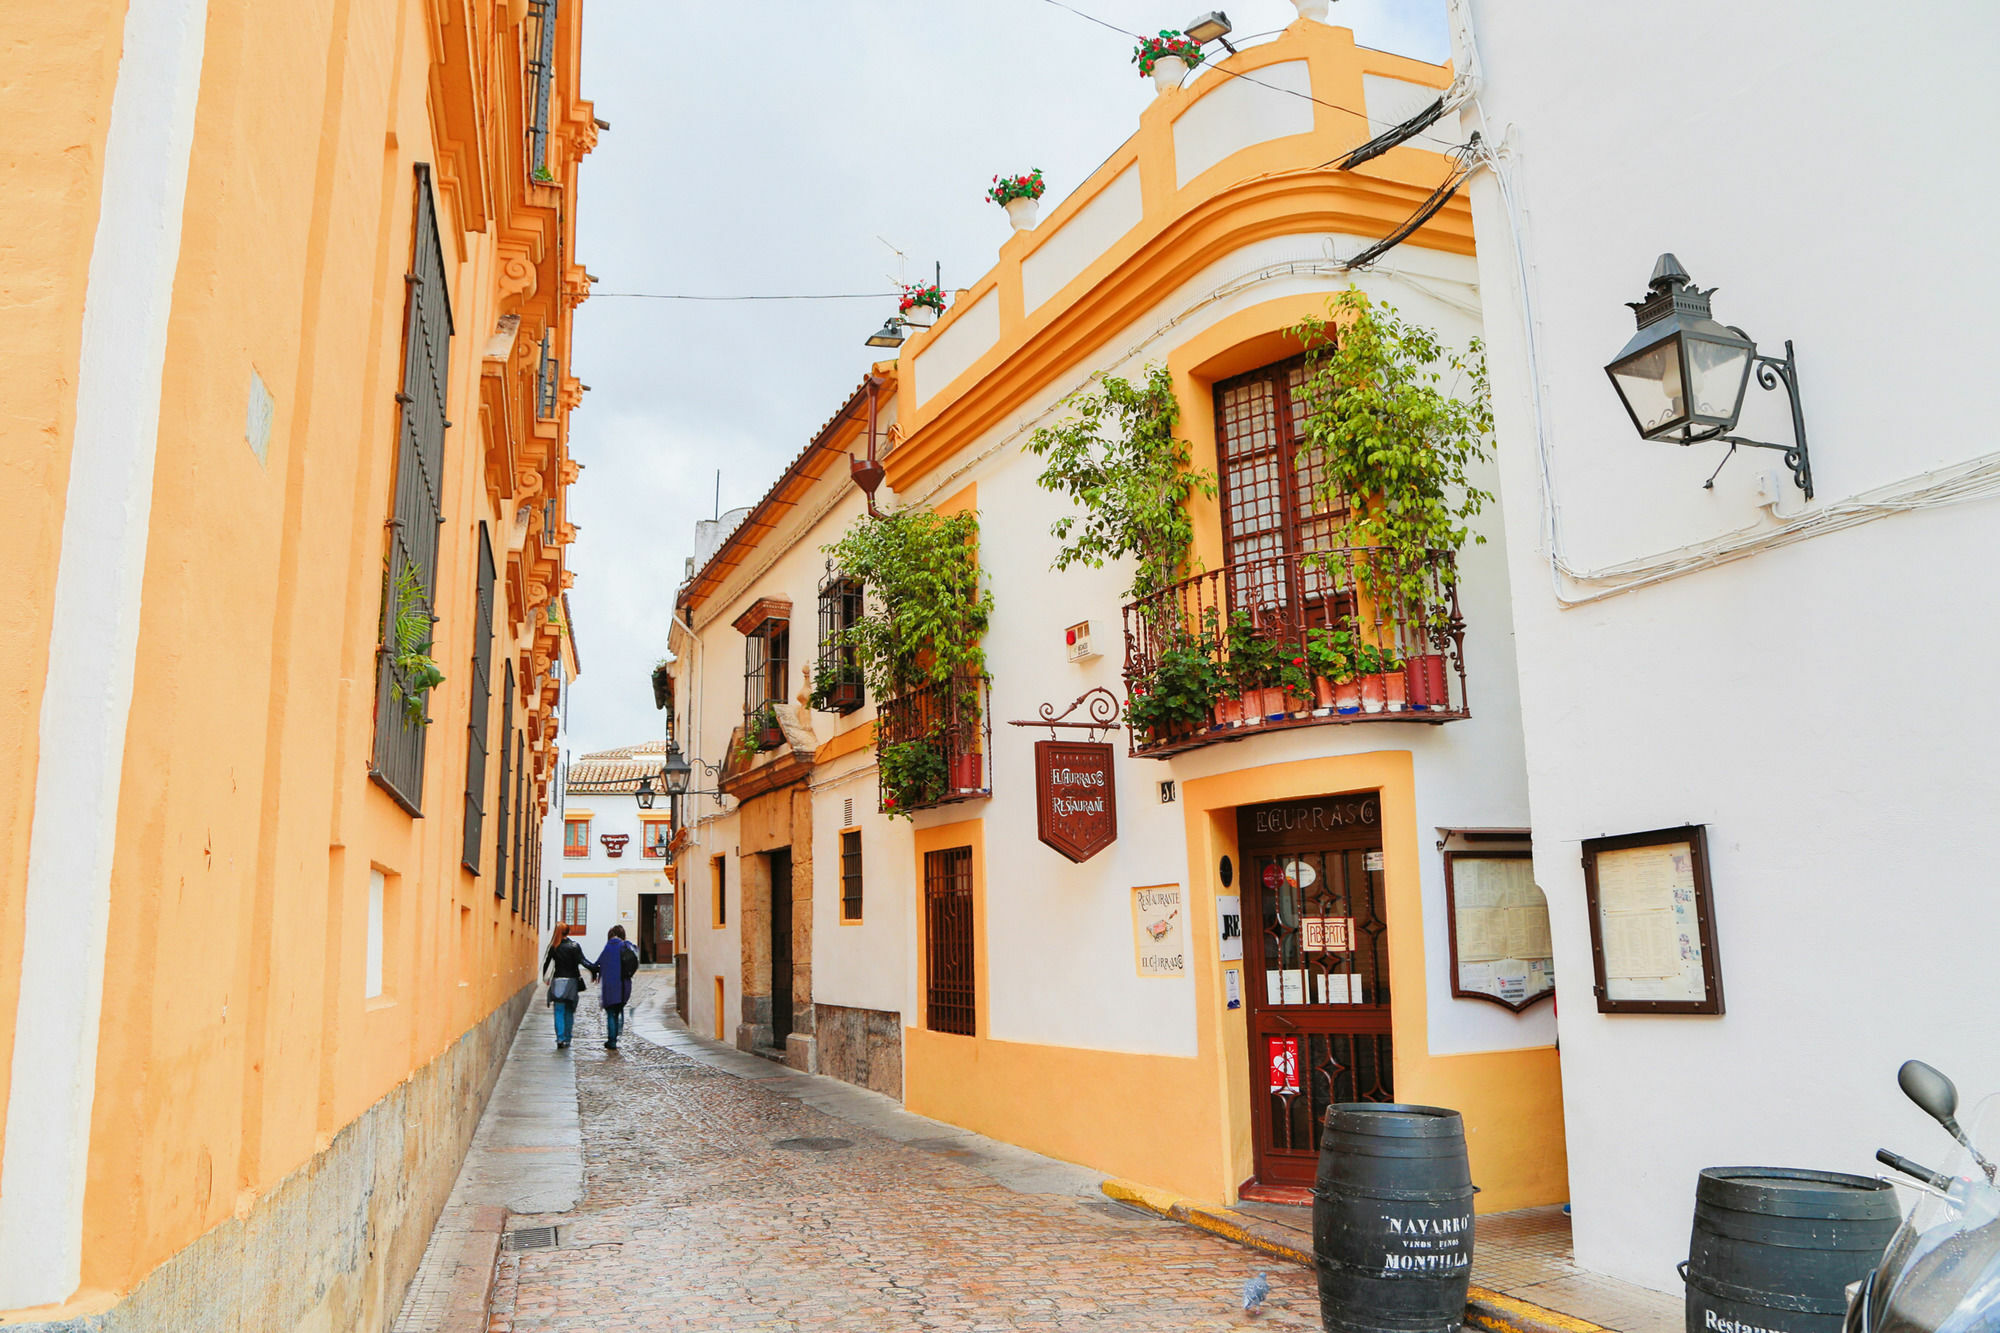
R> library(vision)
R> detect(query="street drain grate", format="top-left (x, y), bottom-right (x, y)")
top-left (773, 1136), bottom-right (853, 1152)
top-left (502, 1227), bottom-right (559, 1251)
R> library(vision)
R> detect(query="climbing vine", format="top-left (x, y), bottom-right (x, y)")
top-left (823, 507), bottom-right (992, 697)
top-left (1292, 288), bottom-right (1494, 617)
top-left (1024, 364), bottom-right (1216, 601)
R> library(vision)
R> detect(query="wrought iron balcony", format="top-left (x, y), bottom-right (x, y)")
top-left (1120, 547), bottom-right (1468, 759)
top-left (875, 674), bottom-right (992, 813)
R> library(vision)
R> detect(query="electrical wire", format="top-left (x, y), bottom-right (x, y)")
top-left (1033, 0), bottom-right (1468, 155)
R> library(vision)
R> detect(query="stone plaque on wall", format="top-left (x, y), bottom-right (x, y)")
top-left (1033, 740), bottom-right (1116, 863)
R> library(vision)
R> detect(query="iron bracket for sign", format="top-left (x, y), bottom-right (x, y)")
top-left (1008, 686), bottom-right (1124, 743)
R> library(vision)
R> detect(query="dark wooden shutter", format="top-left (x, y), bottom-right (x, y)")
top-left (510, 731), bottom-right (526, 914)
top-left (461, 525), bottom-right (496, 872)
top-left (924, 847), bottom-right (975, 1036)
top-left (371, 164), bottom-right (455, 813)
top-left (494, 659), bottom-right (514, 898)
top-left (527, 0), bottom-right (557, 175)
top-left (840, 830), bottom-right (863, 921)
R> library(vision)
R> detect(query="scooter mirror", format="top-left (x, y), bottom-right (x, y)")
top-left (1899, 1060), bottom-right (1960, 1129)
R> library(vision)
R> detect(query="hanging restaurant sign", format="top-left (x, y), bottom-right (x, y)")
top-left (1011, 688), bottom-right (1123, 864)
top-left (1033, 740), bottom-right (1117, 862)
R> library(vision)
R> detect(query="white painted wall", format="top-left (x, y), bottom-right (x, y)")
top-left (552, 783), bottom-right (668, 965)
top-left (1173, 59), bottom-right (1314, 187)
top-left (1456, 0), bottom-right (2000, 1294)
top-left (1021, 166), bottom-right (1142, 313)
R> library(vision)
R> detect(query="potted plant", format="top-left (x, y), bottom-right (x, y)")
top-left (651, 659), bottom-right (672, 711)
top-left (1129, 634), bottom-right (1226, 745)
top-left (1354, 644), bottom-right (1390, 714)
top-left (1222, 611), bottom-right (1273, 726)
top-left (751, 704), bottom-right (785, 750)
top-left (808, 660), bottom-right (864, 714)
top-left (899, 281), bottom-right (946, 328)
top-left (880, 735), bottom-right (948, 818)
top-left (1404, 613), bottom-right (1451, 711)
top-left (1133, 30), bottom-right (1204, 93)
top-left (1305, 626), bottom-right (1355, 714)
top-left (987, 168), bottom-right (1046, 232)
top-left (1378, 644), bottom-right (1408, 712)
top-left (1277, 646), bottom-right (1315, 718)
top-left (384, 561), bottom-right (444, 727)
top-left (1291, 0), bottom-right (1332, 21)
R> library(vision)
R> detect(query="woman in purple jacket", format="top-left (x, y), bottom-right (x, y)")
top-left (593, 925), bottom-right (640, 1050)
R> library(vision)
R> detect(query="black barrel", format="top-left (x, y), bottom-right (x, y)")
top-left (1313, 1103), bottom-right (1475, 1333)
top-left (1681, 1167), bottom-right (1901, 1333)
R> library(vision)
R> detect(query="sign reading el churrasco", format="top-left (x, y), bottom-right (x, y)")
top-left (1034, 740), bottom-right (1117, 862)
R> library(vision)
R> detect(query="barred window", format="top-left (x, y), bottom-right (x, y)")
top-left (840, 830), bottom-right (864, 923)
top-left (494, 659), bottom-right (514, 898)
top-left (1214, 356), bottom-right (1348, 622)
top-left (510, 731), bottom-right (526, 914)
top-left (371, 164), bottom-right (454, 812)
top-left (527, 0), bottom-right (558, 176)
top-left (814, 574), bottom-right (865, 715)
top-left (924, 847), bottom-right (975, 1036)
top-left (742, 619), bottom-right (788, 728)
top-left (461, 524), bottom-right (496, 873)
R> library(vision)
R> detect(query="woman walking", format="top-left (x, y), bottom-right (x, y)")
top-left (593, 925), bottom-right (640, 1050)
top-left (542, 924), bottom-right (594, 1050)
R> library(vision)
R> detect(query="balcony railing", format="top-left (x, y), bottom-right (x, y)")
top-left (1120, 547), bottom-right (1468, 758)
top-left (875, 673), bottom-right (991, 813)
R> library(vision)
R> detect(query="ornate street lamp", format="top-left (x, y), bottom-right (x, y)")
top-left (1605, 254), bottom-right (1813, 499)
top-left (661, 745), bottom-right (692, 798)
top-left (634, 775), bottom-right (657, 810)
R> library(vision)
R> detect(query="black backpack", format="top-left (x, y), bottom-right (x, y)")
top-left (620, 941), bottom-right (639, 982)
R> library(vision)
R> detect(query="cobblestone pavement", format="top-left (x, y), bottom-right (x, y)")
top-left (489, 991), bottom-right (1320, 1331)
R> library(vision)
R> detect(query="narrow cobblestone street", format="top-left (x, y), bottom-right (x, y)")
top-left (483, 978), bottom-right (1319, 1331)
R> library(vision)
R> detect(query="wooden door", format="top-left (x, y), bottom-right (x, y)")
top-left (769, 849), bottom-right (793, 1047)
top-left (1239, 794), bottom-right (1393, 1188)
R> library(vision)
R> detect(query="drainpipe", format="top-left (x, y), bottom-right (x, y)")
top-left (849, 374), bottom-right (888, 519)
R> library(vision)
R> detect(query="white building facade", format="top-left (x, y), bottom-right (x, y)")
top-left (1455, 0), bottom-right (2000, 1293)
top-left (548, 741), bottom-right (676, 966)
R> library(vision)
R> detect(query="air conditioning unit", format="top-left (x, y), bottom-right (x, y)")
top-left (1066, 621), bottom-right (1098, 663)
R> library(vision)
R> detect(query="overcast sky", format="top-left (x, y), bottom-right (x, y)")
top-left (562, 1), bottom-right (1448, 760)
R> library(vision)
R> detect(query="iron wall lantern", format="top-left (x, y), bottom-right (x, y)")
top-left (1605, 253), bottom-right (1813, 499)
top-left (634, 775), bottom-right (657, 810)
top-left (661, 746), bottom-right (692, 797)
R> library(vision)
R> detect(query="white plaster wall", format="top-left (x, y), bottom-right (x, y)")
top-left (1457, 0), bottom-right (2000, 1294)
top-left (1021, 166), bottom-right (1143, 313)
top-left (1362, 74), bottom-right (1463, 143)
top-left (553, 788), bottom-right (660, 961)
top-left (1174, 59), bottom-right (1313, 188)
top-left (892, 233), bottom-right (1545, 1060)
top-left (810, 756), bottom-right (909, 1022)
top-left (912, 288), bottom-right (999, 407)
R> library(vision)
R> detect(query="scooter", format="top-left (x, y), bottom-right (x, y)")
top-left (1846, 1061), bottom-right (2000, 1332)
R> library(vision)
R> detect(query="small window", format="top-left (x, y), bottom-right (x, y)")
top-left (924, 846), bottom-right (975, 1036)
top-left (813, 574), bottom-right (865, 714)
top-left (743, 619), bottom-right (789, 731)
top-left (564, 818), bottom-right (590, 857)
top-left (560, 894), bottom-right (587, 929)
top-left (840, 830), bottom-right (864, 923)
top-left (642, 821), bottom-right (672, 858)
top-left (712, 854), bottom-right (728, 928)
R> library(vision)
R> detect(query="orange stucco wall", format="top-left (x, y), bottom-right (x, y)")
top-left (0, 0), bottom-right (131, 1192)
top-left (5, 0), bottom-right (591, 1313)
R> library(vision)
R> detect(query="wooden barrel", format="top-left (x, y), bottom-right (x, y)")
top-left (1313, 1103), bottom-right (1475, 1333)
top-left (1681, 1168), bottom-right (1901, 1333)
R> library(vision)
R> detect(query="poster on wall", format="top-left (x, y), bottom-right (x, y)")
top-left (1216, 894), bottom-right (1243, 961)
top-left (1581, 825), bottom-right (1724, 1015)
top-left (1268, 1036), bottom-right (1300, 1094)
top-left (1033, 740), bottom-right (1117, 862)
top-left (1131, 885), bottom-right (1186, 978)
top-left (1444, 852), bottom-right (1555, 1013)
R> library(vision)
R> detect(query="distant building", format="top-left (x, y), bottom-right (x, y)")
top-left (0, 0), bottom-right (593, 1325)
top-left (550, 742), bottom-right (677, 966)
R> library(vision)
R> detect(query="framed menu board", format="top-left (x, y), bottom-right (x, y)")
top-left (1444, 851), bottom-right (1555, 1012)
top-left (1580, 825), bottom-right (1724, 1015)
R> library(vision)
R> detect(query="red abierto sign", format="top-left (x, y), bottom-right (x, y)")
top-left (1268, 1036), bottom-right (1300, 1094)
top-left (1033, 740), bottom-right (1117, 863)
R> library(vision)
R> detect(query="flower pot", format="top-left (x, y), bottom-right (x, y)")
top-left (651, 671), bottom-right (671, 711)
top-left (759, 724), bottom-right (785, 749)
top-left (1406, 653), bottom-right (1450, 711)
top-left (1214, 697), bottom-right (1241, 728)
top-left (949, 752), bottom-right (984, 793)
top-left (1238, 691), bottom-right (1263, 727)
top-left (825, 679), bottom-right (864, 712)
top-left (1384, 672), bottom-right (1407, 712)
top-left (1334, 679), bottom-right (1362, 715)
top-left (1359, 674), bottom-right (1388, 714)
top-left (1152, 55), bottom-right (1188, 92)
top-left (1003, 195), bottom-right (1040, 231)
top-left (1314, 676), bottom-right (1337, 710)
top-left (1258, 687), bottom-right (1288, 720)
top-left (1291, 0), bottom-right (1331, 20)
top-left (1284, 691), bottom-right (1311, 718)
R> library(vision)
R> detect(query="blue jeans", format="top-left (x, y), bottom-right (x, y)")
top-left (605, 1004), bottom-right (624, 1046)
top-left (553, 999), bottom-right (575, 1045)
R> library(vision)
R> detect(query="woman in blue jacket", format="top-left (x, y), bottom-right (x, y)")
top-left (593, 925), bottom-right (640, 1050)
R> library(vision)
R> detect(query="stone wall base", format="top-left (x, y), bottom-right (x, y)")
top-left (10, 986), bottom-right (532, 1333)
top-left (814, 1003), bottom-right (903, 1099)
